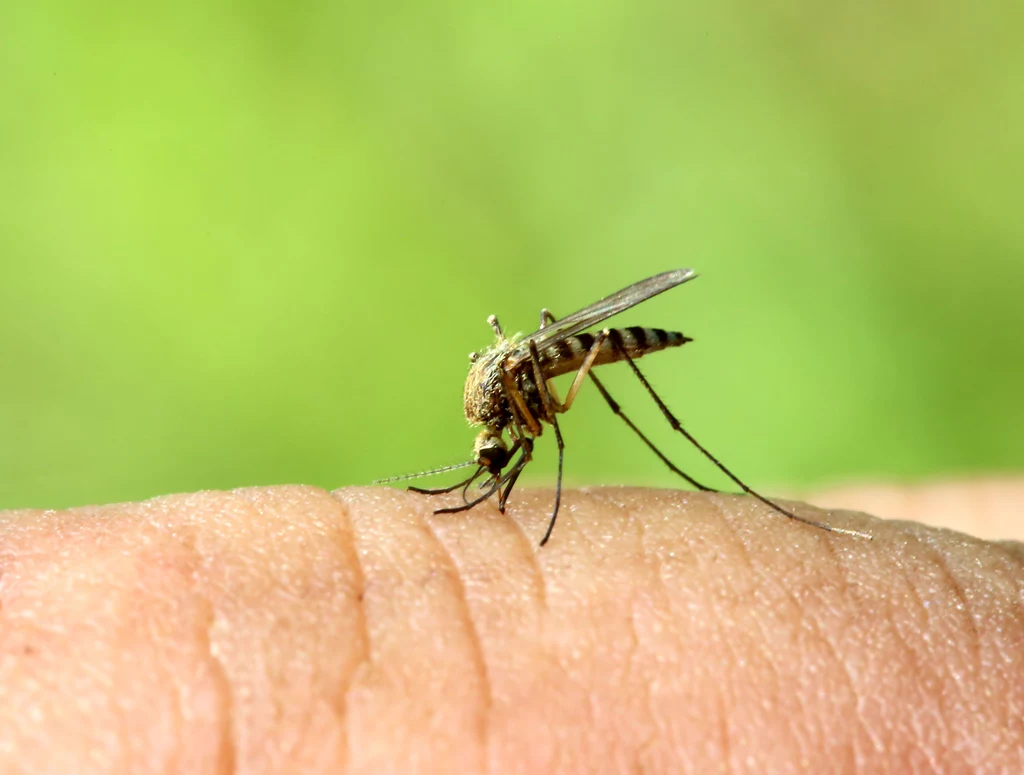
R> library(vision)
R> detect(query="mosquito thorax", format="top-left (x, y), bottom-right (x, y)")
top-left (463, 340), bottom-right (515, 427)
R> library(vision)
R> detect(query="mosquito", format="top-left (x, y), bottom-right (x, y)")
top-left (376, 268), bottom-right (871, 546)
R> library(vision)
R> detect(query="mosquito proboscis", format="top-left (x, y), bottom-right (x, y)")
top-left (376, 269), bottom-right (872, 546)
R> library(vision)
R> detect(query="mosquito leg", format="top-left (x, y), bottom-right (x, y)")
top-left (409, 466), bottom-right (485, 495)
top-left (500, 383), bottom-right (530, 449)
top-left (608, 334), bottom-right (871, 540)
top-left (498, 436), bottom-right (534, 512)
top-left (540, 310), bottom-right (714, 491)
top-left (459, 466), bottom-right (488, 502)
top-left (497, 467), bottom-right (522, 511)
top-left (527, 340), bottom-right (568, 545)
top-left (434, 471), bottom-right (506, 514)
top-left (502, 367), bottom-right (543, 437)
top-left (538, 415), bottom-right (565, 546)
top-left (558, 329), bottom-right (610, 412)
top-left (434, 442), bottom-right (532, 515)
top-left (497, 437), bottom-right (531, 512)
top-left (586, 370), bottom-right (714, 492)
top-left (539, 309), bottom-right (610, 413)
top-left (528, 340), bottom-right (558, 423)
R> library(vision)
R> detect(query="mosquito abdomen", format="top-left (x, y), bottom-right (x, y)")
top-left (540, 326), bottom-right (691, 378)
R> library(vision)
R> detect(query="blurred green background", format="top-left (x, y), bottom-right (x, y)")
top-left (2, 1), bottom-right (1022, 511)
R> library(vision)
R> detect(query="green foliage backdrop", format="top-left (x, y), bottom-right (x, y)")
top-left (2, 1), bottom-right (1022, 509)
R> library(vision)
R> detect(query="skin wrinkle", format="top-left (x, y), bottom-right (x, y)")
top-left (772, 568), bottom-right (852, 765)
top-left (231, 492), bottom-right (289, 741)
top-left (772, 511), bottom-right (875, 769)
top-left (1000, 543), bottom-right (1024, 598)
top-left (800, 540), bottom-right (886, 769)
top-left (225, 490), bottom-right (292, 753)
top-left (85, 506), bottom-right (145, 775)
top-left (270, 486), bottom-right (370, 771)
top-left (714, 690), bottom-right (731, 775)
top-left (695, 495), bottom-right (762, 773)
top-left (252, 487), bottom-right (356, 753)
top-left (919, 556), bottom-right (977, 767)
top-left (881, 562), bottom-right (930, 758)
top-left (188, 486), bottom-right (356, 772)
top-left (588, 490), bottom-right (655, 762)
top-left (195, 593), bottom-right (236, 775)
top-left (421, 519), bottom-right (492, 775)
top-left (219, 489), bottom-right (290, 771)
top-left (500, 505), bottom-right (549, 612)
top-left (919, 534), bottom-right (983, 658)
top-left (611, 490), bottom-right (683, 771)
top-left (908, 531), bottom-right (983, 770)
top-left (954, 541), bottom-right (1024, 764)
top-left (574, 572), bottom-right (604, 771)
top-left (707, 496), bottom-right (884, 772)
top-left (104, 528), bottom-right (131, 775)
top-left (166, 512), bottom-right (238, 775)
top-left (141, 504), bottom-right (186, 775)
top-left (594, 489), bottom-right (688, 773)
top-left (803, 604), bottom-right (862, 770)
top-left (702, 495), bottom-right (792, 771)
top-left (805, 504), bottom-right (882, 763)
top-left (325, 491), bottom-right (371, 775)
top-left (887, 537), bottom-right (963, 770)
top-left (982, 541), bottom-right (1024, 752)
top-left (994, 540), bottom-right (1024, 570)
top-left (561, 492), bottom-right (628, 771)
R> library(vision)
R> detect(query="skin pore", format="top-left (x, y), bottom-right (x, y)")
top-left (1, 482), bottom-right (1022, 774)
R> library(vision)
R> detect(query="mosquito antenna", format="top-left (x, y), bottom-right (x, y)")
top-left (373, 460), bottom-right (475, 485)
top-left (611, 336), bottom-right (872, 540)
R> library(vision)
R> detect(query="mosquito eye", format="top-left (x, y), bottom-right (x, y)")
top-left (477, 444), bottom-right (508, 473)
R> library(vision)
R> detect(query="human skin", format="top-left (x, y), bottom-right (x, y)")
top-left (0, 483), bottom-right (1022, 774)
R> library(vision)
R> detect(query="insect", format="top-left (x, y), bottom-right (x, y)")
top-left (377, 269), bottom-right (871, 545)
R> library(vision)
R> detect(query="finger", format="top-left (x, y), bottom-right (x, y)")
top-left (1, 486), bottom-right (1021, 774)
top-left (809, 477), bottom-right (1024, 541)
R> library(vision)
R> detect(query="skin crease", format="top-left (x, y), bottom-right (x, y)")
top-left (0, 483), bottom-right (1022, 775)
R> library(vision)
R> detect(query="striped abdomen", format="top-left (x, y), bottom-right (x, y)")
top-left (538, 326), bottom-right (691, 379)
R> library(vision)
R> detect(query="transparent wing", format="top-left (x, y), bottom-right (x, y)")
top-left (509, 268), bottom-right (698, 361)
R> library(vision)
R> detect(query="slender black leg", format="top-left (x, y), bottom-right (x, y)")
top-left (460, 466), bottom-right (487, 503)
top-left (587, 371), bottom-right (714, 492)
top-left (498, 437), bottom-right (534, 512)
top-left (608, 335), bottom-right (871, 540)
top-left (529, 340), bottom-right (567, 546)
top-left (538, 415), bottom-right (565, 546)
top-left (539, 309), bottom-right (715, 493)
top-left (497, 468), bottom-right (523, 512)
top-left (433, 443), bottom-right (532, 515)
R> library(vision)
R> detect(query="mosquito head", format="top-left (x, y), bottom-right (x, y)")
top-left (473, 429), bottom-right (509, 476)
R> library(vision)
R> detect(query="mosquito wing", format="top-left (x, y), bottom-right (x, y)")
top-left (508, 268), bottom-right (698, 363)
